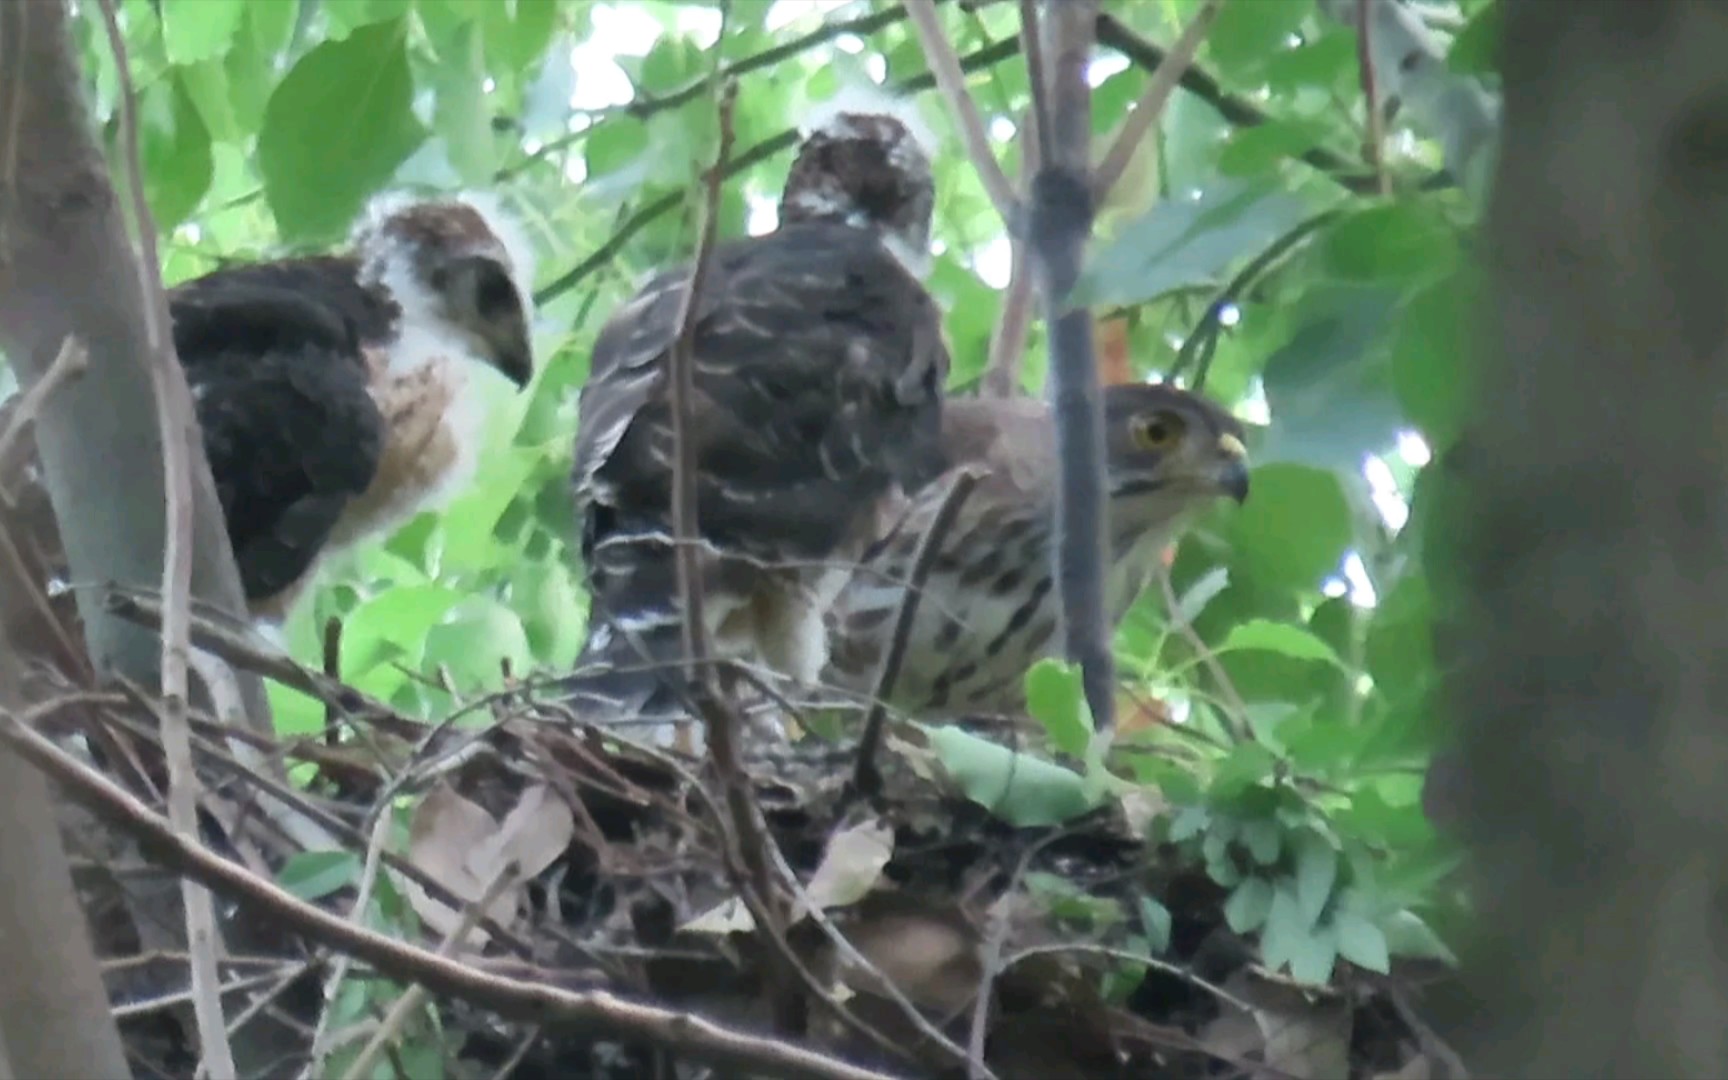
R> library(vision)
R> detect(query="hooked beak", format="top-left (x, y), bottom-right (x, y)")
top-left (482, 324), bottom-right (533, 390)
top-left (1216, 433), bottom-right (1250, 504)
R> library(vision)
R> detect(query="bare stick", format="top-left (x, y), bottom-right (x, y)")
top-left (905, 0), bottom-right (1020, 222)
top-left (852, 469), bottom-right (980, 796)
top-left (93, 2), bottom-right (233, 1074)
top-left (1092, 0), bottom-right (1228, 200)
top-left (981, 107), bottom-right (1040, 399)
top-left (1156, 565), bottom-right (1250, 742)
top-left (0, 711), bottom-right (899, 1080)
top-left (1018, 0), bottom-right (1053, 166)
top-left (0, 336), bottom-right (86, 472)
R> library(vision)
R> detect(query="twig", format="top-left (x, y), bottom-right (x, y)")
top-left (1092, 14), bottom-right (1384, 195)
top-left (667, 78), bottom-right (736, 695)
top-left (981, 107), bottom-right (1040, 398)
top-left (1017, 0), bottom-right (1052, 166)
top-left (321, 615), bottom-right (342, 741)
top-left (0, 712), bottom-right (900, 1080)
top-left (1169, 207), bottom-right (1345, 388)
top-left (1001, 943), bottom-right (1253, 1013)
top-left (533, 36), bottom-right (1023, 306)
top-left (340, 862), bottom-right (522, 1080)
top-left (0, 336), bottom-right (86, 470)
top-left (905, 0), bottom-right (1019, 222)
top-left (496, 1), bottom-right (953, 181)
top-left (1356, 0), bottom-right (1391, 196)
top-left (852, 469), bottom-right (981, 796)
top-left (1155, 565), bottom-right (1250, 742)
top-left (94, 2), bottom-right (233, 1074)
top-left (1091, 0), bottom-right (1228, 201)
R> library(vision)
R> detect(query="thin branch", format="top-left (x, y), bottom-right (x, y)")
top-left (0, 336), bottom-right (86, 475)
top-left (905, 0), bottom-right (1019, 222)
top-left (1355, 0), bottom-right (1391, 196)
top-left (94, 2), bottom-right (232, 1075)
top-left (1093, 13), bottom-right (1387, 195)
top-left (497, 1), bottom-right (951, 181)
top-left (0, 711), bottom-right (900, 1080)
top-left (668, 82), bottom-right (736, 691)
top-left (981, 107), bottom-right (1040, 398)
top-left (1017, 0), bottom-right (1052, 167)
top-left (1156, 565), bottom-right (1249, 743)
top-left (533, 37), bottom-right (1024, 306)
top-left (1092, 0), bottom-right (1228, 201)
top-left (852, 469), bottom-right (981, 796)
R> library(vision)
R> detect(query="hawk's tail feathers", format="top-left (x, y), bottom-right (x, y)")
top-left (556, 611), bottom-right (698, 750)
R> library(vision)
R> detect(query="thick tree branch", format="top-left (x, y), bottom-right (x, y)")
top-left (0, 710), bottom-right (898, 1080)
top-left (1028, 0), bottom-right (1114, 733)
top-left (0, 0), bottom-right (270, 733)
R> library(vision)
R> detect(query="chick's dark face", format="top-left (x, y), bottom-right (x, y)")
top-left (1102, 384), bottom-right (1250, 505)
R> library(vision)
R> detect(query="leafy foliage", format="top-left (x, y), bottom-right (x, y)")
top-left (31, 0), bottom-right (1498, 1052)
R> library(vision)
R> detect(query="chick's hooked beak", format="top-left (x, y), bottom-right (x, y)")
top-left (1216, 433), bottom-right (1251, 504)
top-left (444, 254), bottom-right (534, 390)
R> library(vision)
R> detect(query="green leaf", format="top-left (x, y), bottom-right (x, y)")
top-left (1293, 830), bottom-right (1340, 928)
top-left (1139, 897), bottom-right (1173, 955)
top-left (1257, 284), bottom-right (1404, 470)
top-left (1226, 464), bottom-right (1351, 591)
top-left (1392, 266), bottom-right (1478, 452)
top-left (246, 1), bottom-right (296, 56)
top-left (267, 681), bottom-right (325, 738)
top-left (1287, 919), bottom-right (1339, 985)
top-left (1073, 178), bottom-right (1318, 308)
top-left (136, 73), bottom-right (214, 230)
top-left (1209, 742), bottom-right (1276, 804)
top-left (1241, 818), bottom-right (1282, 865)
top-left (1321, 200), bottom-right (1462, 283)
top-left (1220, 619), bottom-right (1345, 666)
top-left (1381, 910), bottom-right (1459, 965)
top-left (323, 0), bottom-right (414, 37)
top-left (1218, 118), bottom-right (1333, 178)
top-left (924, 725), bottom-right (1102, 827)
top-left (1448, 1), bottom-right (1502, 75)
top-left (428, 20), bottom-right (496, 186)
top-left (1024, 658), bottom-right (1090, 757)
top-left (1166, 805), bottom-right (1209, 843)
top-left (423, 596), bottom-right (534, 693)
top-left (176, 60), bottom-right (239, 143)
top-left (1224, 876), bottom-right (1274, 933)
top-left (1334, 910), bottom-right (1392, 974)
top-left (339, 584), bottom-right (466, 679)
top-left (1207, 0), bottom-right (1312, 78)
top-left (259, 18), bottom-right (428, 243)
top-left (160, 0), bottom-right (245, 64)
top-left (1175, 566), bottom-right (1230, 624)
top-left (279, 850), bottom-right (359, 901)
top-left (1259, 879), bottom-right (1307, 972)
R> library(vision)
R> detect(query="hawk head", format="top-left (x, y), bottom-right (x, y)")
top-left (350, 192), bottom-right (538, 388)
top-left (1104, 383), bottom-right (1251, 513)
top-left (779, 86), bottom-right (937, 277)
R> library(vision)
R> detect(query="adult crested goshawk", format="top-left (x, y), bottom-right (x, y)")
top-left (564, 88), bottom-right (951, 736)
top-left (0, 191), bottom-right (537, 624)
top-left (825, 382), bottom-right (1250, 718)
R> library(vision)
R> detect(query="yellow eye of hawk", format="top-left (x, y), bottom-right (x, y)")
top-left (1133, 411), bottom-right (1186, 451)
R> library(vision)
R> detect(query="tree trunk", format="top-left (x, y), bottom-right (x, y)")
top-left (1450, 3), bottom-right (1728, 1074)
top-left (0, 0), bottom-right (269, 732)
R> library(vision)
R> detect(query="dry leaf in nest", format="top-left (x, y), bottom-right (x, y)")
top-left (402, 782), bottom-right (575, 949)
top-left (837, 897), bottom-right (981, 1019)
top-left (1096, 315), bottom-right (1135, 387)
top-left (1199, 967), bottom-right (1353, 1080)
top-left (681, 816), bottom-right (895, 935)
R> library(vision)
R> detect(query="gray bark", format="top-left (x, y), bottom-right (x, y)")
top-left (1449, 3), bottom-right (1728, 1074)
top-left (0, 0), bottom-right (269, 732)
